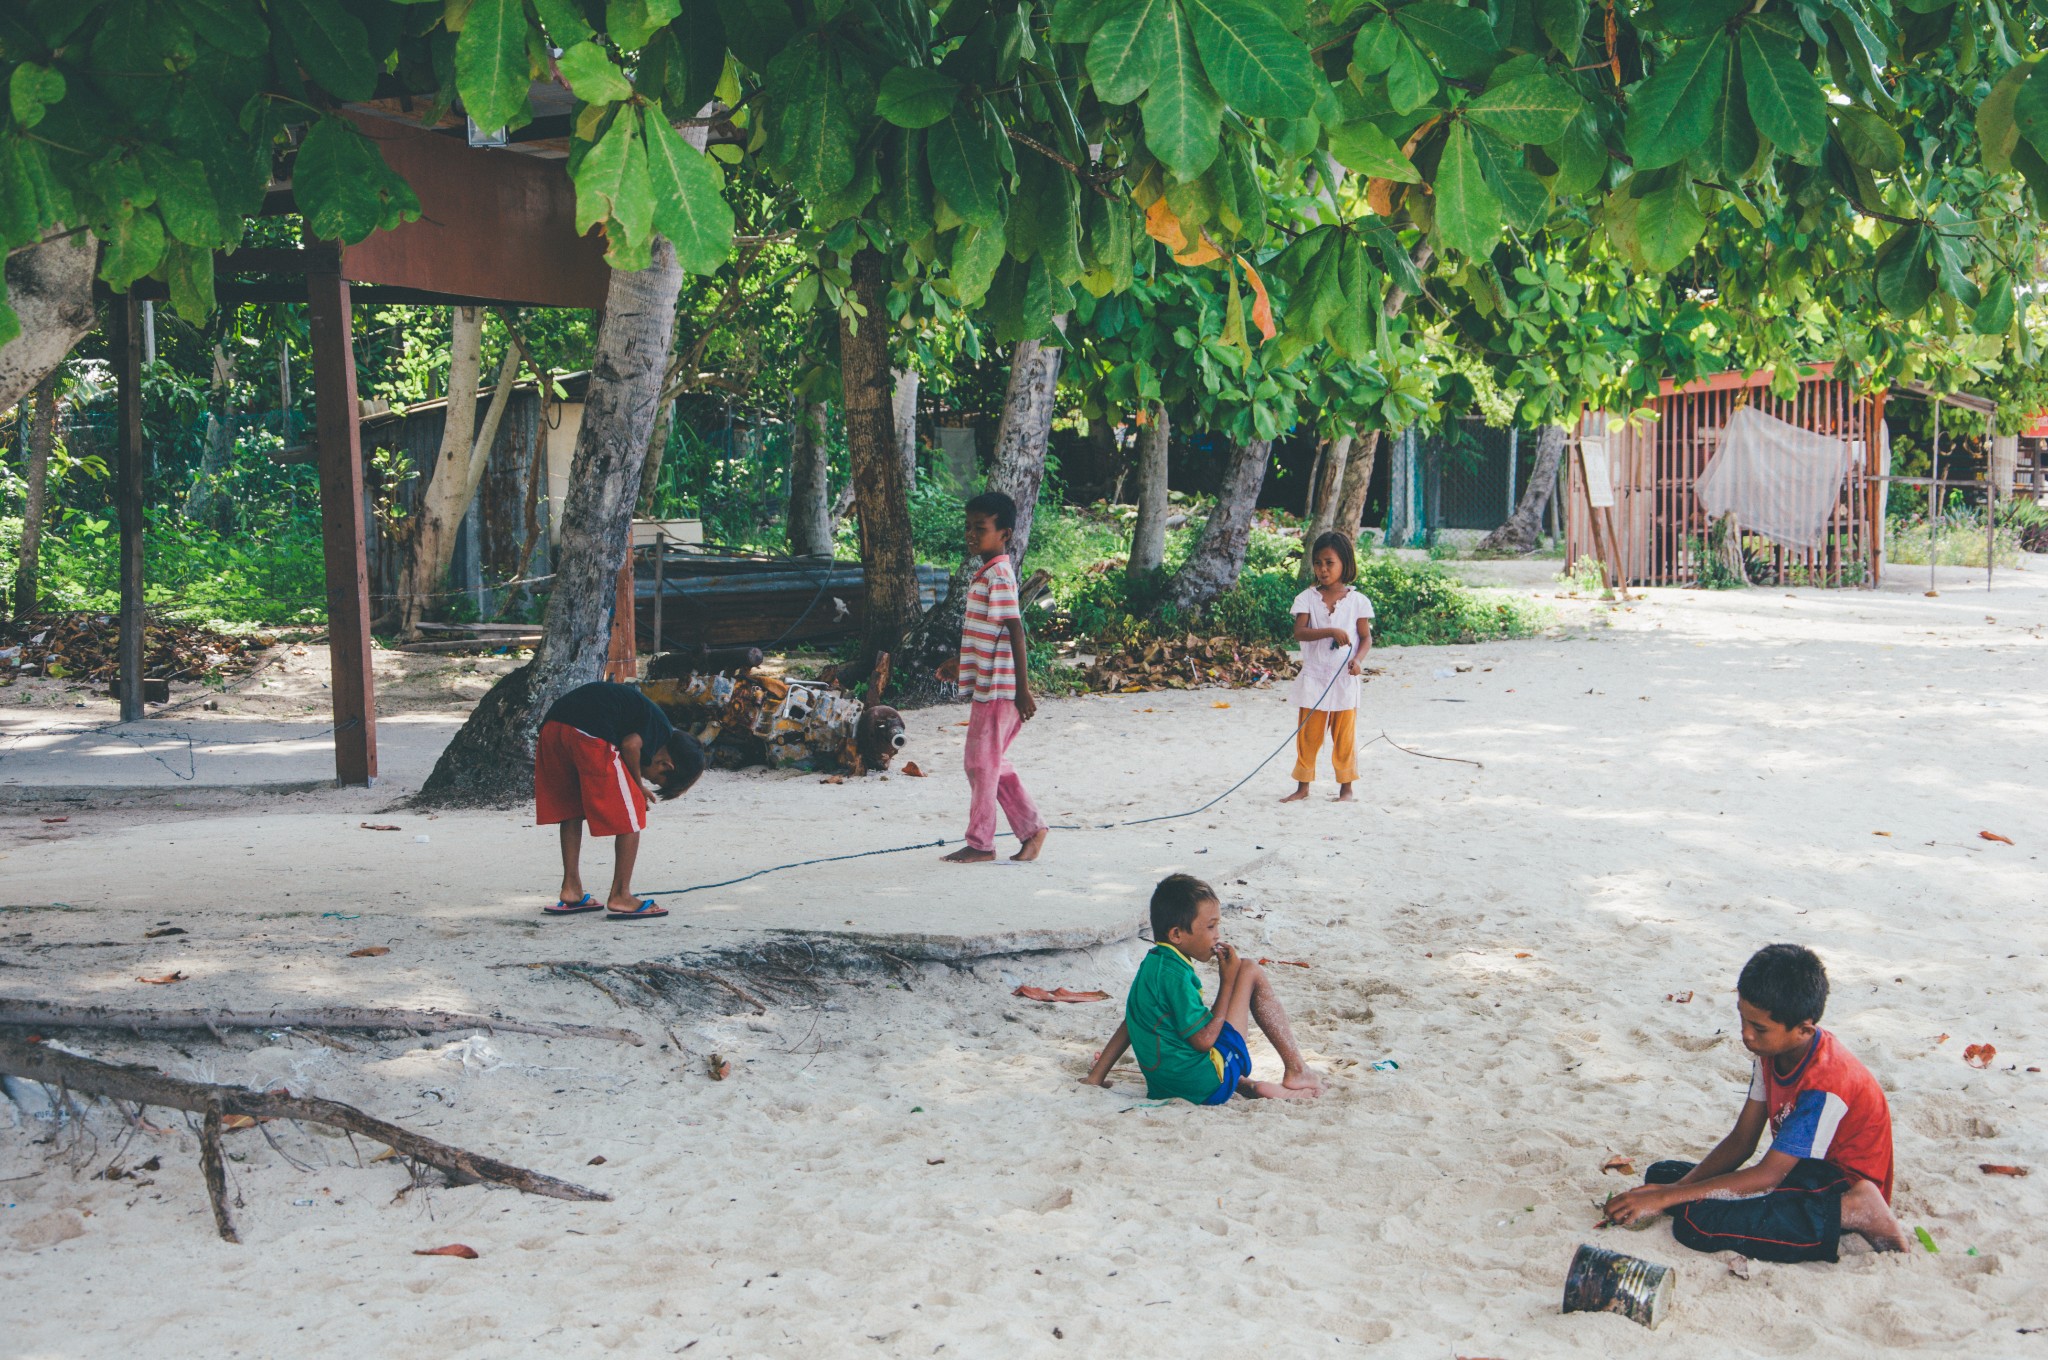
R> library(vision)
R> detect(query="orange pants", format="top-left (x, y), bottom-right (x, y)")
top-left (1292, 707), bottom-right (1357, 784)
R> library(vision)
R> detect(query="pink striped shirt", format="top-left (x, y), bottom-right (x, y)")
top-left (958, 554), bottom-right (1020, 702)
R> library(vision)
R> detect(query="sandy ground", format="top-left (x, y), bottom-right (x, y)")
top-left (2, 559), bottom-right (2047, 1358)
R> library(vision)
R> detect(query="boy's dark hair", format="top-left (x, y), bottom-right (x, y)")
top-left (1150, 873), bottom-right (1217, 941)
top-left (965, 490), bottom-right (1018, 532)
top-left (1310, 530), bottom-right (1357, 582)
top-left (655, 731), bottom-right (707, 801)
top-left (1739, 943), bottom-right (1828, 1026)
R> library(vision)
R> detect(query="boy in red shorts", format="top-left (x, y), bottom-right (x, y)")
top-left (535, 681), bottom-right (705, 921)
top-left (1603, 943), bottom-right (1905, 1260)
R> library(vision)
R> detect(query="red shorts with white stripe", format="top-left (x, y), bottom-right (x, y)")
top-left (535, 721), bottom-right (647, 838)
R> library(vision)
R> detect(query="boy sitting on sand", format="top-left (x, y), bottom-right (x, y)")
top-left (1081, 874), bottom-right (1321, 1103)
top-left (1603, 943), bottom-right (1904, 1260)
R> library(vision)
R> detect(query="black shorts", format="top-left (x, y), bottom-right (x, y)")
top-left (1647, 1158), bottom-right (1858, 1264)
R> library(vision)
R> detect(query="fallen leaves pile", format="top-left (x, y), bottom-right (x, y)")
top-left (0, 612), bottom-right (271, 684)
top-left (1084, 634), bottom-right (1301, 693)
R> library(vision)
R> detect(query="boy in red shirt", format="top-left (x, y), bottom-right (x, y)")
top-left (941, 491), bottom-right (1048, 864)
top-left (1604, 943), bottom-right (1905, 1261)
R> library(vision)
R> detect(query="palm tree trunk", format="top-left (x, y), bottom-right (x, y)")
top-left (840, 249), bottom-right (922, 679)
top-left (1300, 433), bottom-right (1354, 576)
top-left (786, 401), bottom-right (834, 557)
top-left (1335, 430), bottom-right (1381, 543)
top-left (986, 333), bottom-right (1064, 570)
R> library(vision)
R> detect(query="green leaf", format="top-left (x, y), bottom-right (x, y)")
top-left (2012, 136), bottom-right (2048, 206)
top-left (928, 108), bottom-right (1006, 228)
top-left (1395, 2), bottom-right (1501, 80)
top-left (1973, 273), bottom-right (2016, 334)
top-left (716, 0), bottom-right (796, 71)
top-left (1011, 151), bottom-right (1085, 282)
top-left (1087, 0), bottom-right (1174, 105)
top-left (556, 41), bottom-right (635, 103)
top-left (1184, 0), bottom-right (1317, 118)
top-left (1327, 118), bottom-right (1420, 181)
top-left (949, 222), bottom-right (1007, 305)
top-left (1325, 236), bottom-right (1374, 359)
top-left (572, 107), bottom-right (655, 266)
top-left (1931, 233), bottom-right (1981, 311)
top-left (8, 63), bottom-right (66, 128)
top-left (877, 67), bottom-right (961, 128)
top-left (1631, 175), bottom-right (1704, 271)
top-left (1543, 114), bottom-right (1606, 196)
top-left (1977, 59), bottom-right (2038, 177)
top-left (137, 148), bottom-right (234, 248)
top-left (1834, 106), bottom-right (1903, 172)
top-left (1432, 121), bottom-right (1502, 256)
top-left (1706, 50), bottom-right (1759, 179)
top-left (1738, 22), bottom-right (1826, 163)
top-left (1658, 0), bottom-right (1743, 39)
top-left (1384, 30), bottom-right (1439, 114)
top-left (162, 241), bottom-right (215, 322)
top-left (1535, 0), bottom-right (1585, 59)
top-left (2008, 59), bottom-right (2048, 172)
top-left (273, 0), bottom-right (380, 101)
top-left (1471, 131), bottom-right (1548, 232)
top-left (1142, 1), bottom-right (1225, 178)
top-left (1463, 71), bottom-right (1583, 144)
top-left (1624, 32), bottom-right (1728, 170)
top-left (608, 0), bottom-right (683, 49)
top-left (764, 41), bottom-right (863, 199)
top-left (1872, 224), bottom-right (1935, 317)
top-left (99, 210), bottom-right (167, 291)
top-left (878, 128), bottom-right (936, 241)
top-left (1050, 0), bottom-right (1125, 44)
top-left (1352, 17), bottom-right (1402, 75)
top-left (295, 117), bottom-right (423, 243)
top-left (174, 0), bottom-right (267, 57)
top-left (643, 112), bottom-right (735, 274)
top-left (455, 0), bottom-right (533, 135)
top-left (532, 0), bottom-right (596, 43)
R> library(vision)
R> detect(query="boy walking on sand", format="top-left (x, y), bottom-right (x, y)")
top-left (942, 491), bottom-right (1049, 864)
top-left (1082, 874), bottom-right (1322, 1102)
top-left (1603, 943), bottom-right (1905, 1260)
top-left (535, 681), bottom-right (706, 921)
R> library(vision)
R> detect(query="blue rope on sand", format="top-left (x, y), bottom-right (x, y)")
top-left (644, 639), bottom-right (1476, 898)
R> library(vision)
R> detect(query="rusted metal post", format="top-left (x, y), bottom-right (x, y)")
top-left (306, 269), bottom-right (379, 785)
top-left (111, 296), bottom-right (146, 722)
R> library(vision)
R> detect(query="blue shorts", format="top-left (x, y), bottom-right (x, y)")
top-left (1648, 1158), bottom-right (1855, 1263)
top-left (1201, 1023), bottom-right (1253, 1105)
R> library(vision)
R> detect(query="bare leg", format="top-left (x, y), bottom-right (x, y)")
top-left (1335, 782), bottom-right (1355, 802)
top-left (607, 831), bottom-right (641, 910)
top-left (1011, 827), bottom-right (1049, 861)
top-left (1249, 967), bottom-right (1322, 1094)
top-left (1840, 1179), bottom-right (1906, 1252)
top-left (1279, 782), bottom-right (1310, 803)
top-left (558, 820), bottom-right (585, 902)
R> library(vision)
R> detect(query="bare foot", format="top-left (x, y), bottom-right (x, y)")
top-left (606, 893), bottom-right (647, 912)
top-left (1279, 784), bottom-right (1310, 803)
top-left (1335, 784), bottom-right (1355, 802)
top-left (1281, 1067), bottom-right (1324, 1096)
top-left (942, 846), bottom-right (996, 863)
top-left (1011, 828), bottom-right (1049, 861)
top-left (1247, 1079), bottom-right (1320, 1100)
top-left (1841, 1178), bottom-right (1907, 1251)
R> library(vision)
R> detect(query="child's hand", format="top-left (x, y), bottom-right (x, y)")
top-left (1016, 689), bottom-right (1037, 721)
top-left (1346, 658), bottom-right (1362, 676)
top-left (1601, 1185), bottom-right (1667, 1227)
top-left (1214, 941), bottom-right (1241, 979)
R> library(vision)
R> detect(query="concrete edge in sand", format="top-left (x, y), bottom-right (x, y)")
top-left (759, 916), bottom-right (1149, 963)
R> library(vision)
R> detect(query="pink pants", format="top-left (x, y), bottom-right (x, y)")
top-left (963, 698), bottom-right (1043, 852)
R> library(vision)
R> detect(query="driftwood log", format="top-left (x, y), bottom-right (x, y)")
top-left (0, 1000), bottom-right (643, 1046)
top-left (0, 1033), bottom-right (609, 1242)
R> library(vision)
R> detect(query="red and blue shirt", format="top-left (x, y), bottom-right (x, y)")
top-left (1747, 1029), bottom-right (1894, 1201)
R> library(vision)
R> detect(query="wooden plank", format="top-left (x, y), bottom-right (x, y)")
top-left (605, 555), bottom-right (636, 681)
top-left (306, 270), bottom-right (379, 786)
top-left (111, 298), bottom-right (146, 721)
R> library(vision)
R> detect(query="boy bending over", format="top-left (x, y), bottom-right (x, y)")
top-left (1082, 874), bottom-right (1322, 1103)
top-left (1604, 943), bottom-right (1904, 1261)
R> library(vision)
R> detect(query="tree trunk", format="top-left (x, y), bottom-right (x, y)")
top-left (840, 248), bottom-right (922, 679)
top-left (1336, 430), bottom-right (1381, 542)
top-left (415, 239), bottom-right (685, 807)
top-left (1300, 433), bottom-right (1354, 576)
top-left (786, 400), bottom-right (834, 557)
top-left (1165, 437), bottom-right (1273, 614)
top-left (1128, 401), bottom-right (1169, 580)
top-left (396, 309), bottom-right (523, 640)
top-left (637, 393), bottom-right (676, 515)
top-left (0, 235), bottom-right (97, 414)
top-left (891, 367), bottom-right (919, 488)
top-left (11, 373), bottom-right (57, 618)
top-left (1476, 425), bottom-right (1567, 554)
top-left (987, 332), bottom-right (1064, 570)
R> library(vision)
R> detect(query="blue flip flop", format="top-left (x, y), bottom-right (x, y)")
top-left (544, 893), bottom-right (601, 916)
top-left (606, 899), bottom-right (668, 921)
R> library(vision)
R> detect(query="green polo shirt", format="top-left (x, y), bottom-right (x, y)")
top-left (1126, 943), bottom-right (1225, 1103)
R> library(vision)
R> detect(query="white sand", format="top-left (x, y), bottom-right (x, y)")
top-left (3, 561), bottom-right (2045, 1357)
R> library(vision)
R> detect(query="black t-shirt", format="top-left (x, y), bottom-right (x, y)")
top-left (543, 682), bottom-right (674, 754)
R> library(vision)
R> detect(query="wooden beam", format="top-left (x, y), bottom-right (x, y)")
top-left (306, 270), bottom-right (378, 786)
top-left (110, 297), bottom-right (145, 722)
top-left (605, 552), bottom-right (636, 681)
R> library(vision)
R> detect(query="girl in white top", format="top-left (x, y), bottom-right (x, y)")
top-left (1280, 532), bottom-right (1374, 803)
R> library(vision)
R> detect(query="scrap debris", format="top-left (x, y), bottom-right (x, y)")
top-left (642, 652), bottom-right (907, 774)
top-left (1084, 634), bottom-right (1302, 693)
top-left (1979, 830), bottom-right (2015, 845)
top-left (414, 1244), bottom-right (481, 1259)
top-left (1980, 1164), bottom-right (2030, 1177)
top-left (0, 612), bottom-right (269, 686)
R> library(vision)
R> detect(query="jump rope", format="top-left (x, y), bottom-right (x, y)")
top-left (642, 628), bottom-right (1481, 899)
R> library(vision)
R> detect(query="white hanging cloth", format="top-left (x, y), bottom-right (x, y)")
top-left (1694, 406), bottom-right (1853, 551)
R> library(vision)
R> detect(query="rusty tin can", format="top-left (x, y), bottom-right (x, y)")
top-left (1562, 1243), bottom-right (1675, 1329)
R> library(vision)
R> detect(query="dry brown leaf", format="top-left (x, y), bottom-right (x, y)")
top-left (1980, 830), bottom-right (2015, 845)
top-left (135, 971), bottom-right (186, 985)
top-left (927, 1158), bottom-right (946, 1165)
top-left (901, 761), bottom-right (927, 778)
top-left (1965, 1043), bottom-right (1998, 1068)
top-left (708, 1054), bottom-right (732, 1081)
top-left (359, 822), bottom-right (401, 831)
top-left (1601, 1154), bottom-right (1636, 1176)
top-left (820, 775), bottom-right (845, 785)
top-left (1256, 958), bottom-right (1311, 969)
top-left (1872, 830), bottom-right (1892, 837)
top-left (220, 1115), bottom-right (259, 1132)
top-left (1979, 1164), bottom-right (2030, 1177)
top-left (414, 1244), bottom-right (479, 1259)
top-left (347, 946), bottom-right (389, 958)
top-left (1012, 985), bottom-right (1112, 1003)
top-left (1212, 701), bottom-right (1231, 709)
top-left (1514, 952), bottom-right (1533, 959)
top-left (587, 1155), bottom-right (607, 1166)
top-left (1666, 991), bottom-right (1694, 1004)
top-left (143, 926), bottom-right (186, 938)
top-left (40, 816), bottom-right (66, 824)
top-left (1936, 1034), bottom-right (1951, 1044)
